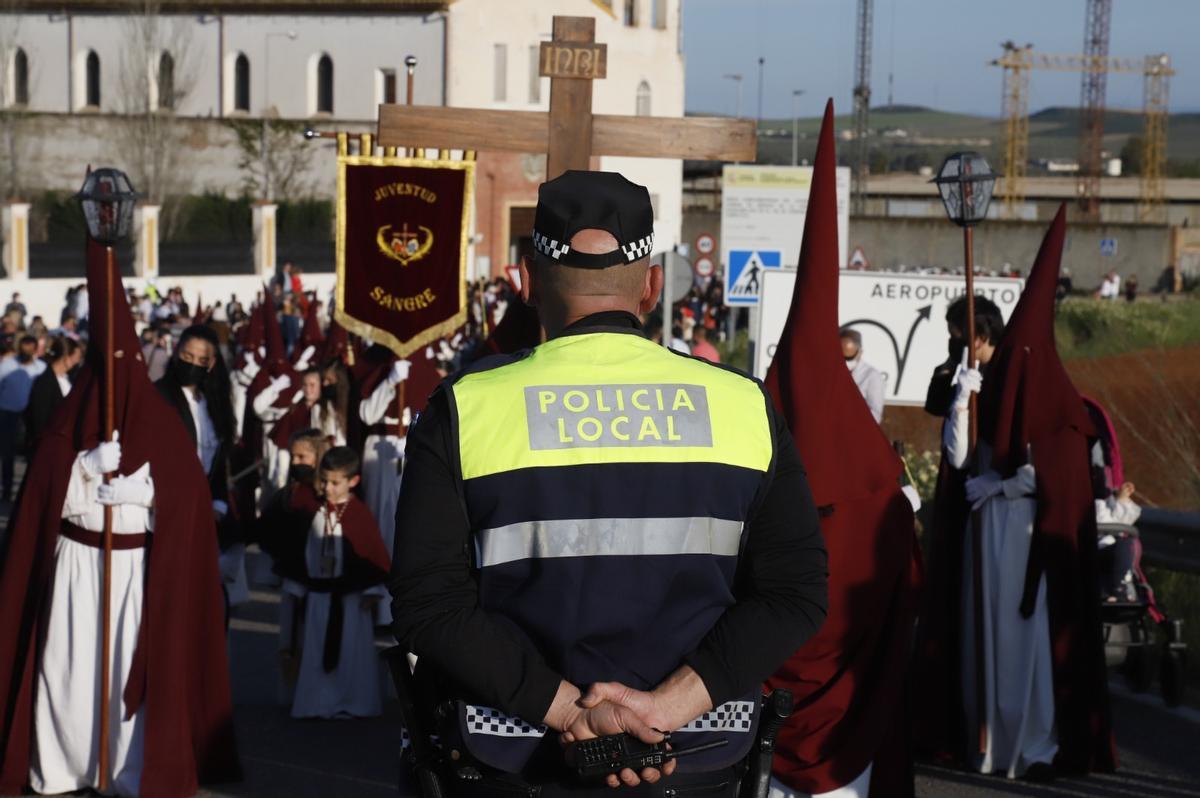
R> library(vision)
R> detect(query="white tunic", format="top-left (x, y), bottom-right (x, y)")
top-left (31, 455), bottom-right (154, 797)
top-left (769, 766), bottom-right (873, 798)
top-left (290, 505), bottom-right (385, 719)
top-left (357, 376), bottom-right (406, 626)
top-left (252, 381), bottom-right (301, 502)
top-left (944, 404), bottom-right (1058, 778)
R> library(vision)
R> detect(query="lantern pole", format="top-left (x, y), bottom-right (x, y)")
top-left (97, 240), bottom-right (115, 792)
top-left (76, 167), bottom-right (136, 793)
top-left (933, 151), bottom-right (993, 759)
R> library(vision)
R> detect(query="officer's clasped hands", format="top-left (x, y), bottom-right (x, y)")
top-left (557, 696), bottom-right (676, 788)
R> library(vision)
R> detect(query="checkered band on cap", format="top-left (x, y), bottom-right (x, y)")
top-left (533, 230), bottom-right (571, 261)
top-left (534, 229), bottom-right (654, 264)
top-left (621, 234), bottom-right (654, 262)
top-left (465, 705), bottom-right (548, 738)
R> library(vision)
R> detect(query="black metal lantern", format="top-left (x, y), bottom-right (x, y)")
top-left (75, 168), bottom-right (138, 245)
top-left (932, 152), bottom-right (995, 227)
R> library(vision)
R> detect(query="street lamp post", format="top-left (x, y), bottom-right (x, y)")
top-left (261, 30), bottom-right (298, 201)
top-left (722, 73), bottom-right (743, 119)
top-left (74, 167), bottom-right (138, 794)
top-left (932, 150), bottom-right (996, 758)
top-left (791, 89), bottom-right (805, 166)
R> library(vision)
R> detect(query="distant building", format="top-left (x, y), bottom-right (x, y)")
top-left (0, 0), bottom-right (684, 278)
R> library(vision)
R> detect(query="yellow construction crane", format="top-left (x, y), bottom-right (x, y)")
top-left (992, 42), bottom-right (1174, 220)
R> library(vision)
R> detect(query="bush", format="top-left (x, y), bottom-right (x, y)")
top-left (1055, 297), bottom-right (1200, 359)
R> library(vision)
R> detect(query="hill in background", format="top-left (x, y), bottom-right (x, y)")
top-left (740, 105), bottom-right (1200, 175)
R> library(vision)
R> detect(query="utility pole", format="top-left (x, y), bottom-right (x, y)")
top-left (723, 73), bottom-right (744, 119)
top-left (756, 56), bottom-right (765, 123)
top-left (851, 0), bottom-right (874, 216)
top-left (791, 89), bottom-right (804, 166)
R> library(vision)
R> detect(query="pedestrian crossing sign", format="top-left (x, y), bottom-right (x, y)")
top-left (725, 250), bottom-right (782, 306)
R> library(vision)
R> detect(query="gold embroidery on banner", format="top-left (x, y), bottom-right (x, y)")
top-left (375, 223), bottom-right (434, 266)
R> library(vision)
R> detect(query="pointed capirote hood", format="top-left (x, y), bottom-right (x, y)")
top-left (293, 298), bottom-right (325, 364)
top-left (260, 283), bottom-right (289, 377)
top-left (320, 317), bottom-right (350, 366)
top-left (978, 204), bottom-right (1094, 475)
top-left (48, 237), bottom-right (162, 473)
top-left (763, 99), bottom-right (901, 505)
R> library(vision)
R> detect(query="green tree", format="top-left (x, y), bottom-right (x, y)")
top-left (1119, 136), bottom-right (1143, 176)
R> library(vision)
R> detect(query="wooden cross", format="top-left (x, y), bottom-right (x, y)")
top-left (377, 16), bottom-right (756, 179)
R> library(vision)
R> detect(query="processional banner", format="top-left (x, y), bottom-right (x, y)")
top-left (336, 152), bottom-right (474, 356)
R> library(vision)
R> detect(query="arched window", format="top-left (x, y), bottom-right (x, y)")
top-left (85, 50), bottom-right (100, 107)
top-left (316, 54), bottom-right (333, 114)
top-left (157, 51), bottom-right (175, 109)
top-left (234, 53), bottom-right (250, 111)
top-left (636, 80), bottom-right (651, 116)
top-left (13, 48), bottom-right (28, 106)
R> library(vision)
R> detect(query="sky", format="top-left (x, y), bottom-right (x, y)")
top-left (682, 0), bottom-right (1200, 119)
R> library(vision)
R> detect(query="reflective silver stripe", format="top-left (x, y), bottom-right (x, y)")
top-left (463, 701), bottom-right (754, 739)
top-left (477, 517), bottom-right (743, 568)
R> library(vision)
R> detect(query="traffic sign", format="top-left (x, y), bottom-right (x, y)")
top-left (694, 256), bottom-right (715, 278)
top-left (1100, 238), bottom-right (1118, 257)
top-left (725, 249), bottom-right (781, 306)
top-left (695, 233), bottom-right (716, 255)
top-left (849, 246), bottom-right (870, 270)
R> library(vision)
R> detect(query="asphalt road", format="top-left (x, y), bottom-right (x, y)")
top-left (203, 553), bottom-right (1200, 798)
top-left (2, 488), bottom-right (1197, 798)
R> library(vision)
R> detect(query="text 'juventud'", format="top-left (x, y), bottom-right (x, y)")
top-left (524, 384), bottom-right (713, 450)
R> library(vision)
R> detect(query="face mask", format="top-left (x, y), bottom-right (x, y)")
top-left (289, 463), bottom-right (316, 484)
top-left (172, 359), bottom-right (208, 388)
top-left (845, 357), bottom-right (856, 369)
top-left (321, 384), bottom-right (337, 402)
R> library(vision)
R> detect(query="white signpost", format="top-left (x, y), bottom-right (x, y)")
top-left (720, 164), bottom-right (851, 307)
top-left (754, 270), bottom-right (1025, 405)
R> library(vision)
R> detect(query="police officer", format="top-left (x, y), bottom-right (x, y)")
top-left (390, 171), bottom-right (828, 797)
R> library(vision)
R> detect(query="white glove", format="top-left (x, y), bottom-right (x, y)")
top-left (270, 374), bottom-right (292, 393)
top-left (294, 345), bottom-right (316, 371)
top-left (965, 472), bottom-right (1003, 510)
top-left (901, 484), bottom-right (922, 513)
top-left (953, 365), bottom-right (983, 410)
top-left (82, 432), bottom-right (121, 477)
top-left (242, 358), bottom-right (261, 381)
top-left (257, 346), bottom-right (266, 359)
top-left (97, 475), bottom-right (155, 508)
top-left (388, 359), bottom-right (412, 384)
top-left (213, 499), bottom-right (229, 518)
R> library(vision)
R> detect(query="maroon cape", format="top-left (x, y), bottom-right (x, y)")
top-left (914, 206), bottom-right (1116, 774)
top-left (763, 101), bottom-right (921, 796)
top-left (0, 238), bottom-right (240, 796)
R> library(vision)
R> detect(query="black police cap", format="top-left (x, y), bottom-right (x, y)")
top-left (532, 170), bottom-right (654, 269)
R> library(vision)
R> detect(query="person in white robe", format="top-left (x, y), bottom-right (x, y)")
top-left (358, 358), bottom-right (409, 625)
top-left (31, 435), bottom-right (154, 797)
top-left (252, 372), bottom-right (302, 500)
top-left (944, 361), bottom-right (1058, 779)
